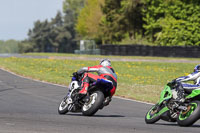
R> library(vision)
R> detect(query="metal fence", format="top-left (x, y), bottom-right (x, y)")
top-left (100, 45), bottom-right (200, 58)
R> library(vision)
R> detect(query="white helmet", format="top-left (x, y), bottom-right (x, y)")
top-left (100, 59), bottom-right (111, 66)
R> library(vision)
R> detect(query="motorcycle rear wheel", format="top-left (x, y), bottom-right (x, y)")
top-left (82, 91), bottom-right (104, 116)
top-left (177, 100), bottom-right (200, 127)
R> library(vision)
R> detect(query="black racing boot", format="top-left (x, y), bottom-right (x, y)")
top-left (176, 84), bottom-right (185, 103)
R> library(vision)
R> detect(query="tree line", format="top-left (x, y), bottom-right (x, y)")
top-left (0, 40), bottom-right (19, 53)
top-left (16, 0), bottom-right (200, 53)
top-left (76, 0), bottom-right (200, 46)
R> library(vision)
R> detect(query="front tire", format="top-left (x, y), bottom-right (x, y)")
top-left (58, 97), bottom-right (72, 115)
top-left (177, 101), bottom-right (200, 127)
top-left (145, 104), bottom-right (161, 124)
top-left (82, 91), bottom-right (104, 116)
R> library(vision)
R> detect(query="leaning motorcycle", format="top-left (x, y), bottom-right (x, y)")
top-left (58, 72), bottom-right (113, 116)
top-left (145, 82), bottom-right (200, 126)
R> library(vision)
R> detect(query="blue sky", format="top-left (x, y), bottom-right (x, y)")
top-left (0, 0), bottom-right (64, 40)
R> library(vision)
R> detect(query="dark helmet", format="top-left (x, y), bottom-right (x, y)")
top-left (100, 59), bottom-right (111, 66)
top-left (194, 64), bottom-right (200, 72)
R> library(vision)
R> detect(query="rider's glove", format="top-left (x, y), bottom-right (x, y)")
top-left (168, 79), bottom-right (178, 88)
top-left (171, 79), bottom-right (177, 86)
top-left (73, 72), bottom-right (78, 77)
top-left (72, 72), bottom-right (79, 80)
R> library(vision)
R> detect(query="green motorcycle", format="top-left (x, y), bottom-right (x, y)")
top-left (145, 82), bottom-right (200, 126)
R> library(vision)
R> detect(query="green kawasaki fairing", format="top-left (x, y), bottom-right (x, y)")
top-left (145, 85), bottom-right (171, 123)
top-left (186, 89), bottom-right (200, 99)
top-left (145, 83), bottom-right (200, 126)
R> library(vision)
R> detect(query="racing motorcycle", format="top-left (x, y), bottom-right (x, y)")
top-left (145, 82), bottom-right (200, 126)
top-left (58, 72), bottom-right (113, 116)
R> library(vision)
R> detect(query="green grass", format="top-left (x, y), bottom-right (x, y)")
top-left (0, 54), bottom-right (197, 103)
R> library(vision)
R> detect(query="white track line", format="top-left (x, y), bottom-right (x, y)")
top-left (0, 67), bottom-right (66, 88)
top-left (0, 68), bottom-right (153, 105)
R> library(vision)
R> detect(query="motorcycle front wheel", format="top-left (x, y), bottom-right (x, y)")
top-left (58, 97), bottom-right (72, 115)
top-left (145, 104), bottom-right (161, 124)
top-left (82, 91), bottom-right (104, 116)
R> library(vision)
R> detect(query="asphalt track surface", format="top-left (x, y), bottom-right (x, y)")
top-left (1, 69), bottom-right (200, 133)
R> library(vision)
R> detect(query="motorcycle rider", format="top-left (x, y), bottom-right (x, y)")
top-left (171, 64), bottom-right (200, 102)
top-left (75, 59), bottom-right (117, 106)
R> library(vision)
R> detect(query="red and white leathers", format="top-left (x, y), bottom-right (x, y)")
top-left (77, 65), bottom-right (117, 96)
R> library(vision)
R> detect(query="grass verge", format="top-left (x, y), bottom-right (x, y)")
top-left (0, 54), bottom-right (197, 103)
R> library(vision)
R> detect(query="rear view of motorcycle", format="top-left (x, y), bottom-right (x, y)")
top-left (145, 82), bottom-right (200, 127)
top-left (58, 72), bottom-right (112, 116)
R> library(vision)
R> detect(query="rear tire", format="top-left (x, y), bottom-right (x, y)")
top-left (177, 101), bottom-right (200, 127)
top-left (145, 104), bottom-right (161, 124)
top-left (82, 91), bottom-right (104, 116)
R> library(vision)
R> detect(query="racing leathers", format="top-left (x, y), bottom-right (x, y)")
top-left (77, 65), bottom-right (117, 97)
top-left (174, 71), bottom-right (200, 102)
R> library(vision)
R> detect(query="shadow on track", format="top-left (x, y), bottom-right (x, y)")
top-left (154, 123), bottom-right (178, 127)
top-left (155, 123), bottom-right (200, 128)
top-left (0, 88), bottom-right (13, 92)
top-left (65, 113), bottom-right (125, 118)
top-left (93, 114), bottom-right (125, 118)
